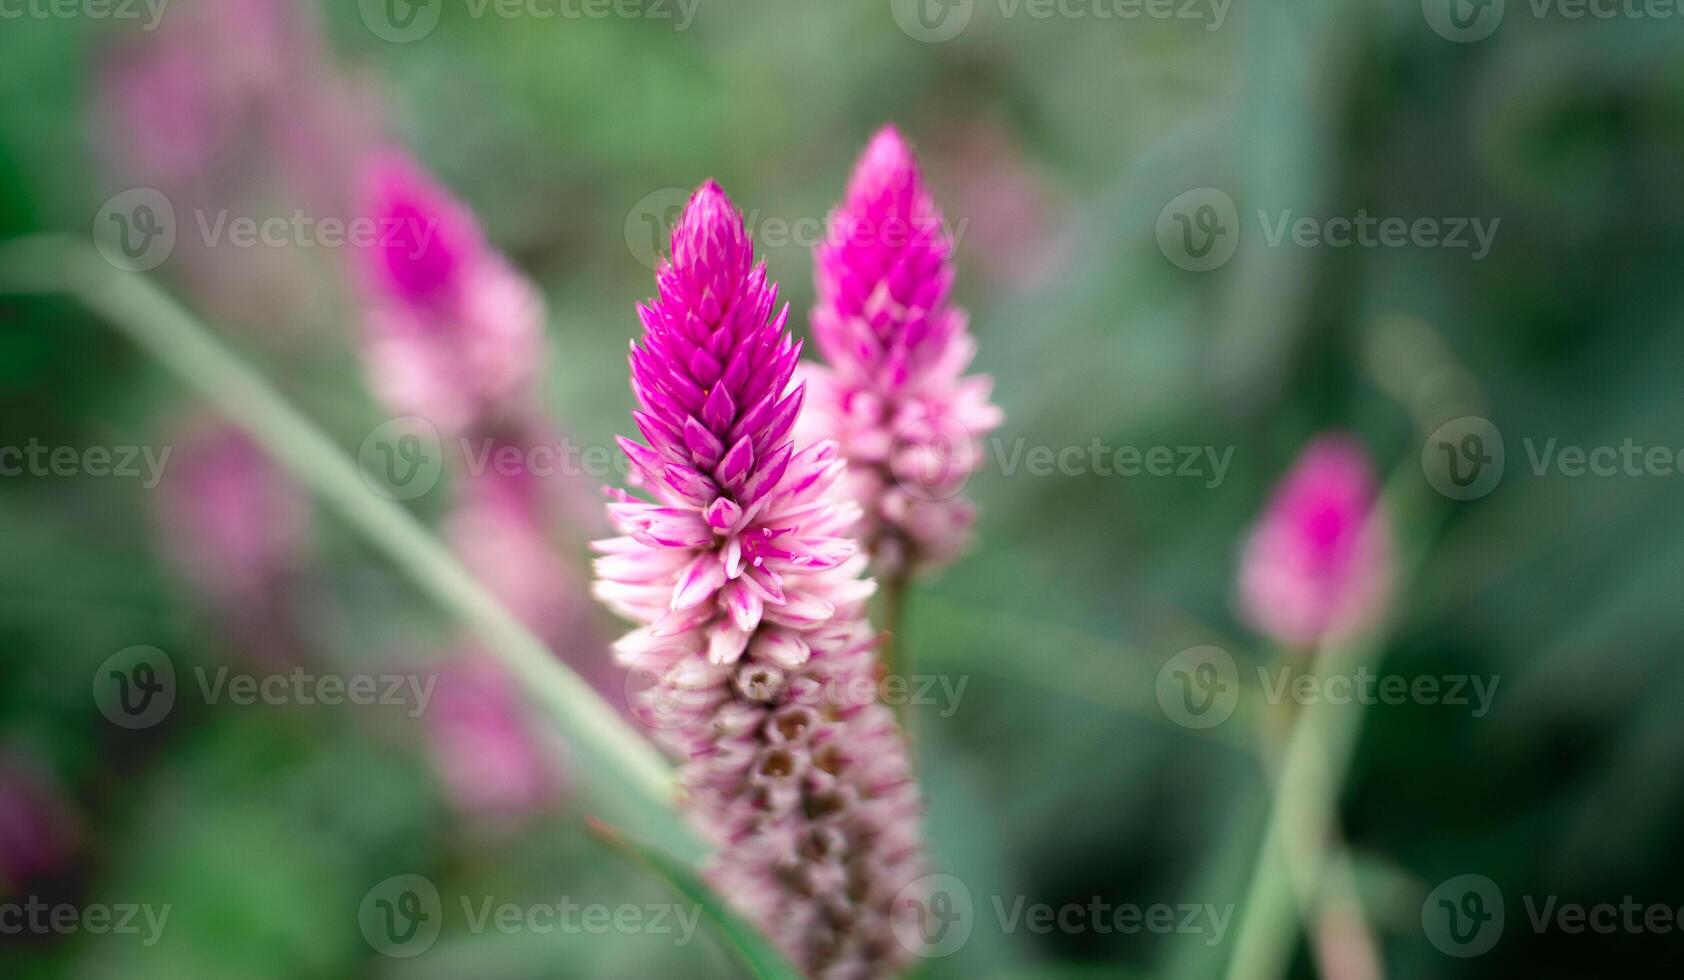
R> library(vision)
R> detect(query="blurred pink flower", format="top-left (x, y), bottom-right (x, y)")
top-left (354, 151), bottom-right (545, 434)
top-left (0, 752), bottom-right (79, 891)
top-left (593, 182), bottom-right (925, 975)
top-left (426, 655), bottom-right (564, 822)
top-left (1237, 435), bottom-right (1393, 650)
top-left (158, 419), bottom-right (309, 619)
top-left (798, 125), bottom-right (1003, 575)
top-left (97, 0), bottom-right (312, 187)
top-left (95, 0), bottom-right (382, 330)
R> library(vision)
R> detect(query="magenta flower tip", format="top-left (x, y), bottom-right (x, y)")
top-left (350, 149), bottom-right (544, 433)
top-left (854, 123), bottom-right (918, 189)
top-left (1237, 434), bottom-right (1394, 651)
top-left (357, 150), bottom-right (478, 306)
top-left (674, 179), bottom-right (743, 250)
top-left (663, 180), bottom-right (757, 315)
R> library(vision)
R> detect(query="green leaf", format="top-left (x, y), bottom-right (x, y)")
top-left (0, 235), bottom-right (697, 861)
top-left (589, 819), bottom-right (806, 980)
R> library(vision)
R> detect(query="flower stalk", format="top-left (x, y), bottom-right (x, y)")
top-left (592, 183), bottom-right (928, 976)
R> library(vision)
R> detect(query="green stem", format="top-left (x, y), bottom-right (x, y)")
top-left (0, 235), bottom-right (697, 858)
top-left (1221, 468), bottom-right (1446, 980)
top-left (1257, 690), bottom-right (1384, 980)
top-left (879, 562), bottom-right (914, 743)
top-left (879, 565), bottom-right (910, 680)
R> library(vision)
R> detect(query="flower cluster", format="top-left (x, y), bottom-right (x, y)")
top-left (1237, 434), bottom-right (1393, 651)
top-left (593, 182), bottom-right (925, 977)
top-left (798, 126), bottom-right (1003, 575)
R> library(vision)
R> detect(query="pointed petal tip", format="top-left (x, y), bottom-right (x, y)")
top-left (856, 124), bottom-right (919, 182)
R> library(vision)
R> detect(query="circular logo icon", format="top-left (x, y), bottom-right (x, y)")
top-left (624, 188), bottom-right (690, 270)
top-left (622, 645), bottom-right (715, 732)
top-left (1156, 646), bottom-right (1239, 729)
top-left (1421, 416), bottom-right (1503, 500)
top-left (1422, 0), bottom-right (1504, 43)
top-left (359, 0), bottom-right (442, 43)
top-left (890, 0), bottom-right (974, 42)
top-left (1422, 874), bottom-right (1504, 957)
top-left (889, 414), bottom-right (978, 503)
top-left (359, 874), bottom-right (443, 958)
top-left (891, 873), bottom-right (973, 958)
top-left (93, 646), bottom-right (176, 729)
top-left (358, 417), bottom-right (445, 501)
top-left (93, 188), bottom-right (176, 272)
top-left (1156, 188), bottom-right (1239, 273)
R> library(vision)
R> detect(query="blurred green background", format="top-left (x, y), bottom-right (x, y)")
top-left (3, 0), bottom-right (1684, 977)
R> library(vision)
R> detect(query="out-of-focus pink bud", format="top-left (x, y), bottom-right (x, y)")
top-left (353, 152), bottom-right (545, 434)
top-left (0, 751), bottom-right (79, 890)
top-left (1237, 434), bottom-right (1393, 650)
top-left (425, 655), bottom-right (564, 823)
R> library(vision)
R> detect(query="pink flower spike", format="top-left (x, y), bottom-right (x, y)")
top-left (592, 182), bottom-right (926, 976)
top-left (799, 125), bottom-right (1004, 576)
top-left (426, 654), bottom-right (564, 822)
top-left (1237, 434), bottom-right (1394, 651)
top-left (352, 150), bottom-right (545, 433)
